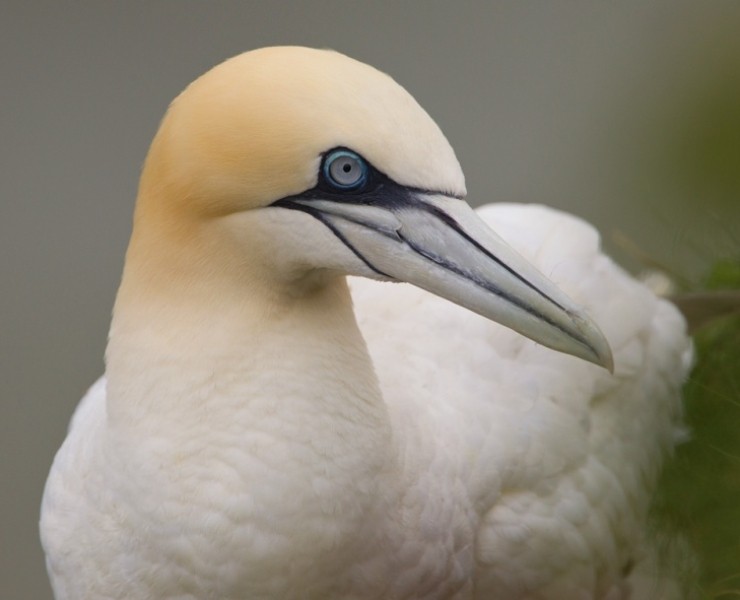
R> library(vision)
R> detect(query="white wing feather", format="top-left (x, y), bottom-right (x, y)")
top-left (350, 203), bottom-right (692, 598)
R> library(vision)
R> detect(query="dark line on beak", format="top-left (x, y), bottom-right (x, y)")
top-left (398, 227), bottom-right (598, 355)
top-left (272, 200), bottom-right (392, 278)
top-left (396, 202), bottom-right (599, 356)
top-left (414, 199), bottom-right (569, 313)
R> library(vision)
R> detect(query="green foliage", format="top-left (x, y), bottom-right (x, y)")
top-left (705, 260), bottom-right (740, 291)
top-left (653, 260), bottom-right (740, 598)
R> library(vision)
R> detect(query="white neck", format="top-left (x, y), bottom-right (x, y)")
top-left (106, 266), bottom-right (391, 453)
top-left (107, 278), bottom-right (382, 422)
top-left (103, 267), bottom-right (399, 587)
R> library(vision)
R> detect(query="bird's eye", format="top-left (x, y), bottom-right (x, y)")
top-left (323, 150), bottom-right (368, 190)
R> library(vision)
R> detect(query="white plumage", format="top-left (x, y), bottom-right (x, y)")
top-left (41, 47), bottom-right (691, 599)
top-left (352, 204), bottom-right (690, 597)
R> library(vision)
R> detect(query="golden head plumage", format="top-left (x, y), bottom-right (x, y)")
top-left (138, 46), bottom-right (465, 220)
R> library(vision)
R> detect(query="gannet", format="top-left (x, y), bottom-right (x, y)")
top-left (41, 47), bottom-right (691, 599)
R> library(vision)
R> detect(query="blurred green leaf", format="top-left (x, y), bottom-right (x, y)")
top-left (653, 260), bottom-right (740, 599)
top-left (705, 259), bottom-right (740, 290)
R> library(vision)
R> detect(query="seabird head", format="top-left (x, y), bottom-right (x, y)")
top-left (128, 46), bottom-right (613, 370)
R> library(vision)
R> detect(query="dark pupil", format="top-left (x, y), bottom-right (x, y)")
top-left (343, 163), bottom-right (352, 173)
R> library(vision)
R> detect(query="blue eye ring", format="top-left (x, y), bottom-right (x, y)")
top-left (323, 149), bottom-right (368, 190)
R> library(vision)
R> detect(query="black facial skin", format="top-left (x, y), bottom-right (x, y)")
top-left (271, 146), bottom-right (450, 276)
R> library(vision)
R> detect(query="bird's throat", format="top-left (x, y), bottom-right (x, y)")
top-left (107, 269), bottom-right (386, 423)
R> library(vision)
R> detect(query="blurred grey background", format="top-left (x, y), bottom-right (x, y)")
top-left (2, 2), bottom-right (739, 598)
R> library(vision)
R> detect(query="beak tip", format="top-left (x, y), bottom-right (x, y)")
top-left (574, 313), bottom-right (614, 373)
top-left (592, 342), bottom-right (615, 374)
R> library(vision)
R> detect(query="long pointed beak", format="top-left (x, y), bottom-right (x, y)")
top-left (280, 193), bottom-right (613, 370)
